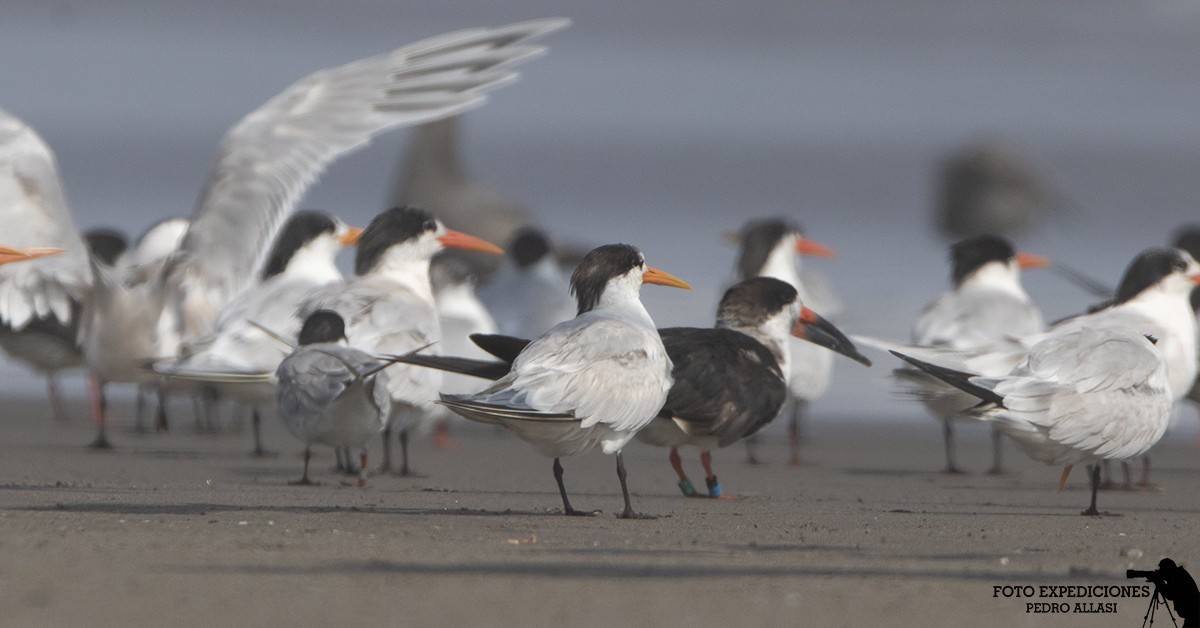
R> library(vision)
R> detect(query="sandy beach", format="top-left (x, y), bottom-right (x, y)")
top-left (0, 393), bottom-right (1195, 627)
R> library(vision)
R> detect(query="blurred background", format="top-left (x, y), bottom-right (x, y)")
top-left (3, 1), bottom-right (1200, 435)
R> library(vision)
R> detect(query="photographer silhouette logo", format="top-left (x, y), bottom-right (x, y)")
top-left (1128, 558), bottom-right (1199, 627)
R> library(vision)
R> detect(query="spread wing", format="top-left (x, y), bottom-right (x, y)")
top-left (659, 327), bottom-right (787, 446)
top-left (0, 109), bottom-right (91, 329)
top-left (161, 19), bottom-right (569, 340)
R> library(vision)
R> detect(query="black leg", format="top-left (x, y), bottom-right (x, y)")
top-left (379, 425), bottom-right (393, 473)
top-left (942, 420), bottom-right (961, 474)
top-left (1081, 464), bottom-right (1101, 516)
top-left (155, 387), bottom-right (169, 433)
top-left (134, 384), bottom-right (148, 432)
top-left (398, 428), bottom-right (412, 476)
top-left (554, 457), bottom-right (593, 516)
top-left (615, 451), bottom-right (648, 519)
top-left (788, 399), bottom-right (806, 467)
top-left (986, 426), bottom-right (1005, 475)
top-left (249, 407), bottom-right (272, 457)
top-left (742, 434), bottom-right (764, 465)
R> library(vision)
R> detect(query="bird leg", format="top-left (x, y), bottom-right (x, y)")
top-left (985, 426), bottom-right (1006, 475)
top-left (289, 448), bottom-right (317, 485)
top-left (378, 426), bottom-right (393, 473)
top-left (788, 399), bottom-right (807, 467)
top-left (942, 420), bottom-right (961, 474)
top-left (700, 449), bottom-right (731, 499)
top-left (134, 384), bottom-right (148, 433)
top-left (1098, 459), bottom-right (1117, 490)
top-left (154, 386), bottom-right (169, 433)
top-left (47, 375), bottom-right (68, 422)
top-left (1057, 465), bottom-right (1073, 492)
top-left (742, 435), bottom-right (764, 465)
top-left (398, 428), bottom-right (416, 477)
top-left (434, 419), bottom-right (453, 449)
top-left (669, 447), bottom-right (697, 496)
top-left (249, 407), bottom-right (274, 457)
top-left (1080, 464), bottom-right (1112, 517)
top-left (88, 375), bottom-right (112, 450)
top-left (1136, 456), bottom-right (1158, 491)
top-left (356, 450), bottom-right (368, 488)
top-left (553, 457), bottom-right (593, 516)
top-left (615, 452), bottom-right (652, 519)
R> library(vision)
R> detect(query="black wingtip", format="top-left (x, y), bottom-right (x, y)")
top-left (888, 350), bottom-right (1004, 407)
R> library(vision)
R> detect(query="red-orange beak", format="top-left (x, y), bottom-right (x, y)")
top-left (642, 266), bottom-right (692, 290)
top-left (792, 306), bottom-right (871, 367)
top-left (1016, 252), bottom-right (1050, 270)
top-left (795, 236), bottom-right (836, 258)
top-left (437, 230), bottom-right (504, 255)
top-left (1190, 273), bottom-right (1200, 286)
top-left (339, 226), bottom-right (364, 246)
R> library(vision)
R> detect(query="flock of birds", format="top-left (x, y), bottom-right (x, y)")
top-left (0, 17), bottom-right (1197, 519)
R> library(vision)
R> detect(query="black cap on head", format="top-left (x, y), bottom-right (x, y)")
top-left (1115, 248), bottom-right (1192, 304)
top-left (354, 206), bottom-right (438, 276)
top-left (83, 229), bottom-right (129, 266)
top-left (570, 243), bottom-right (644, 315)
top-left (949, 235), bottom-right (1016, 286)
top-left (261, 210), bottom-right (338, 280)
top-left (735, 217), bottom-right (799, 280)
top-left (298, 309), bottom-right (347, 346)
top-left (718, 277), bottom-right (799, 329)
top-left (1172, 225), bottom-right (1200, 260)
top-left (509, 227), bottom-right (552, 268)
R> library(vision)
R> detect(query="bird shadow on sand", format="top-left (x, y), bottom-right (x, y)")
top-left (154, 559), bottom-right (1127, 583)
top-left (16, 501), bottom-right (571, 518)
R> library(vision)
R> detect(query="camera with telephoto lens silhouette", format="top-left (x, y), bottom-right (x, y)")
top-left (1128, 569), bottom-right (1165, 583)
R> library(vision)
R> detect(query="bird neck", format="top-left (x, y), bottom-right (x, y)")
top-left (958, 261), bottom-right (1029, 301)
top-left (281, 238), bottom-right (344, 284)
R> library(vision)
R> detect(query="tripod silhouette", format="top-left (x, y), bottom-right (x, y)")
top-left (1143, 587), bottom-right (1179, 628)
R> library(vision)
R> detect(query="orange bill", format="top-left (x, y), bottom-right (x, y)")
top-left (438, 230), bottom-right (504, 255)
top-left (642, 266), bottom-right (692, 290)
top-left (1016, 252), bottom-right (1051, 270)
top-left (795, 236), bottom-right (836, 258)
top-left (339, 226), bottom-right (364, 246)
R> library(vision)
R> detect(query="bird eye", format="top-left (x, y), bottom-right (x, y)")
top-left (422, 219), bottom-right (436, 232)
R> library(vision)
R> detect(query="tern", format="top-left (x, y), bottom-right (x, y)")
top-left (0, 19), bottom-right (567, 448)
top-left (153, 210), bottom-right (361, 454)
top-left (275, 310), bottom-right (392, 486)
top-left (731, 217), bottom-right (838, 466)
top-left (902, 235), bottom-right (1048, 474)
top-left (893, 325), bottom-right (1171, 516)
top-left (298, 206), bottom-right (503, 475)
top-left (438, 244), bottom-right (691, 518)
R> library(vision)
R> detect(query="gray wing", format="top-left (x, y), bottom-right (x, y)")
top-left (913, 289), bottom-right (1044, 348)
top-left (300, 277), bottom-right (442, 406)
top-left (0, 109), bottom-right (91, 329)
top-left (162, 19), bottom-right (569, 340)
top-left (974, 326), bottom-right (1170, 461)
top-left (275, 344), bottom-right (388, 416)
top-left (462, 313), bottom-right (673, 433)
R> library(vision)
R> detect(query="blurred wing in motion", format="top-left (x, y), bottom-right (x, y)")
top-left (164, 18), bottom-right (570, 339)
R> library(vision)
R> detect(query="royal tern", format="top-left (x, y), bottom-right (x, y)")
top-left (477, 226), bottom-right (576, 339)
top-left (893, 325), bottom-right (1171, 516)
top-left (732, 217), bottom-right (838, 466)
top-left (153, 210), bottom-right (361, 454)
top-left (438, 243), bottom-right (690, 518)
top-left (1054, 247), bottom-right (1200, 490)
top-left (872, 247), bottom-right (1200, 501)
top-left (429, 255), bottom-right (498, 446)
top-left (905, 235), bottom-right (1048, 474)
top-left (299, 206), bottom-right (503, 475)
top-left (275, 310), bottom-right (392, 486)
top-left (0, 18), bottom-right (568, 448)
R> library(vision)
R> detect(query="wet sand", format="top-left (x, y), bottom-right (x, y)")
top-left (1, 394), bottom-right (1197, 627)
